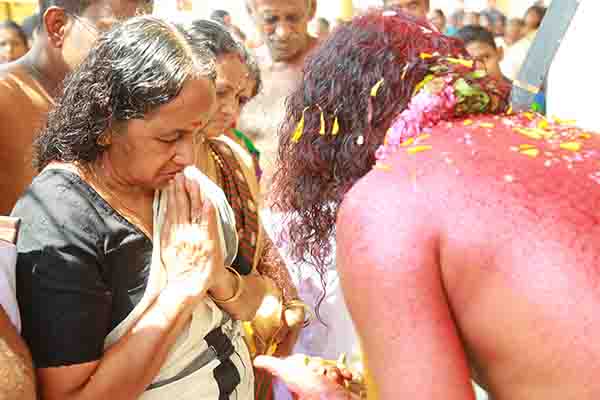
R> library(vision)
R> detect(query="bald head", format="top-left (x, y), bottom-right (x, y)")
top-left (246, 0), bottom-right (316, 63)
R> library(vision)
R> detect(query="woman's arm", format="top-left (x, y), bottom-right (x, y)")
top-left (37, 175), bottom-right (225, 400)
top-left (209, 267), bottom-right (266, 322)
top-left (261, 237), bottom-right (304, 354)
top-left (38, 291), bottom-right (195, 400)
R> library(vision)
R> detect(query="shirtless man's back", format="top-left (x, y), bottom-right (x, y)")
top-left (0, 63), bottom-right (53, 215)
top-left (338, 113), bottom-right (600, 399)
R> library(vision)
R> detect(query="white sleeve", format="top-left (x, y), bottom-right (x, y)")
top-left (0, 241), bottom-right (21, 332)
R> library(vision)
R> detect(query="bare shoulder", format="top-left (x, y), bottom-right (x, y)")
top-left (0, 63), bottom-right (25, 111)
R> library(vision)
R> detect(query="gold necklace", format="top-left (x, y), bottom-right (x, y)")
top-left (78, 163), bottom-right (153, 239)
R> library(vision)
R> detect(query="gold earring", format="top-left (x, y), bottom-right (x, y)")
top-left (97, 132), bottom-right (112, 146)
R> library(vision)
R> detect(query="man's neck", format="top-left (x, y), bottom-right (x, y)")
top-left (265, 36), bottom-right (317, 71)
top-left (19, 42), bottom-right (67, 99)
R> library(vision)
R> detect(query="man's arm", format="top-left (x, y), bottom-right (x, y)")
top-left (0, 305), bottom-right (36, 400)
top-left (336, 171), bottom-right (475, 400)
top-left (0, 84), bottom-right (30, 215)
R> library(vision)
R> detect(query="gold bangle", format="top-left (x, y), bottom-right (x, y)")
top-left (209, 266), bottom-right (244, 304)
top-left (284, 299), bottom-right (315, 328)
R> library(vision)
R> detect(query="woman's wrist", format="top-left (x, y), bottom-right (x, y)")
top-left (209, 267), bottom-right (241, 302)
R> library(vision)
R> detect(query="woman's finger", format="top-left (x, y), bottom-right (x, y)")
top-left (162, 180), bottom-right (175, 245)
top-left (174, 173), bottom-right (190, 225)
top-left (183, 166), bottom-right (205, 223)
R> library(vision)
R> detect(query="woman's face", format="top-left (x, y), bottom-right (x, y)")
top-left (205, 53), bottom-right (254, 138)
top-left (105, 77), bottom-right (216, 190)
top-left (524, 10), bottom-right (541, 32)
top-left (0, 27), bottom-right (28, 63)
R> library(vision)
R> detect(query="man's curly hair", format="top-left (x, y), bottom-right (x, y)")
top-left (270, 8), bottom-right (466, 286)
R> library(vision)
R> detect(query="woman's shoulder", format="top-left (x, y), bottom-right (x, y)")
top-left (11, 169), bottom-right (106, 248)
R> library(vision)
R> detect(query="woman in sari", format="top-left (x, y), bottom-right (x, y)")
top-left (186, 20), bottom-right (306, 400)
top-left (13, 16), bottom-right (267, 399)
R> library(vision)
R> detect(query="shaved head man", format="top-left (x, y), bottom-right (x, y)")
top-left (0, 0), bottom-right (152, 214)
top-left (239, 0), bottom-right (318, 195)
top-left (383, 0), bottom-right (430, 19)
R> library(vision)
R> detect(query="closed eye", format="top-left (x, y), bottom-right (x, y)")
top-left (158, 130), bottom-right (185, 143)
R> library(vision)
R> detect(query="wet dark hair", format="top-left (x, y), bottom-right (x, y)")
top-left (0, 21), bottom-right (28, 47)
top-left (271, 7), bottom-right (464, 286)
top-left (456, 24), bottom-right (497, 49)
top-left (35, 16), bottom-right (216, 170)
top-left (188, 19), bottom-right (262, 97)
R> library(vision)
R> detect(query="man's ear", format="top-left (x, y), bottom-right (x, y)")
top-left (308, 0), bottom-right (317, 20)
top-left (43, 7), bottom-right (68, 48)
top-left (246, 0), bottom-right (255, 18)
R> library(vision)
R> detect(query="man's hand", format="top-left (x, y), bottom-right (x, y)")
top-left (254, 354), bottom-right (356, 399)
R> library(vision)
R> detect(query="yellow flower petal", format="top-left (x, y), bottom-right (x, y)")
top-left (514, 127), bottom-right (542, 140)
top-left (552, 116), bottom-right (576, 125)
top-left (319, 110), bottom-right (326, 135)
top-left (520, 148), bottom-right (540, 158)
top-left (401, 137), bottom-right (415, 147)
top-left (446, 57), bottom-right (474, 68)
top-left (413, 74), bottom-right (434, 96)
top-left (371, 78), bottom-right (385, 97)
top-left (375, 162), bottom-right (391, 171)
top-left (519, 144), bottom-right (536, 150)
top-left (463, 119), bottom-right (474, 126)
top-left (291, 108), bottom-right (308, 142)
top-left (523, 112), bottom-right (535, 120)
top-left (578, 133), bottom-right (592, 140)
top-left (332, 117), bottom-right (340, 135)
top-left (420, 52), bottom-right (433, 59)
top-left (407, 145), bottom-right (432, 154)
top-left (560, 142), bottom-right (582, 152)
top-left (538, 119), bottom-right (549, 130)
top-left (478, 122), bottom-right (495, 128)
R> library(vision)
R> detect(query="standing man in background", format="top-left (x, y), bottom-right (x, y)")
top-left (0, 0), bottom-right (152, 215)
top-left (238, 0), bottom-right (317, 194)
top-left (480, 0), bottom-right (505, 27)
